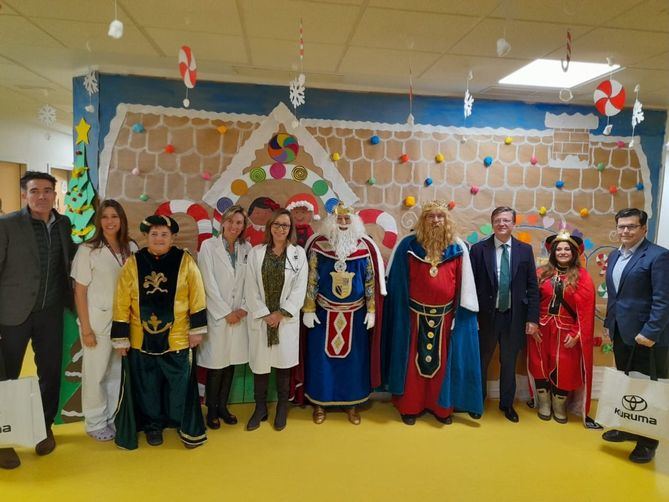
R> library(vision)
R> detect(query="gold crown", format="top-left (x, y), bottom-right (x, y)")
top-left (421, 200), bottom-right (450, 213)
top-left (546, 229), bottom-right (583, 254)
top-left (334, 203), bottom-right (353, 216)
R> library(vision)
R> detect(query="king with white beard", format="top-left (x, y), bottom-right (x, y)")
top-left (300, 204), bottom-right (386, 425)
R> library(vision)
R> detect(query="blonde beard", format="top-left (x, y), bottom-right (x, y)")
top-left (417, 222), bottom-right (452, 262)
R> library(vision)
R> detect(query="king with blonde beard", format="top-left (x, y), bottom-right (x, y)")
top-left (382, 201), bottom-right (483, 425)
top-left (297, 204), bottom-right (386, 425)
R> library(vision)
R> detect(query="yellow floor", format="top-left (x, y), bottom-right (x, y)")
top-left (5, 351), bottom-right (668, 501)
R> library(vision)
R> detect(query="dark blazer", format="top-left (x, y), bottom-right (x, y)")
top-left (0, 207), bottom-right (76, 326)
top-left (469, 235), bottom-right (539, 351)
top-left (605, 238), bottom-right (669, 347)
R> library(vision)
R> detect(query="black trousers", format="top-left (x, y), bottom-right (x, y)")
top-left (612, 329), bottom-right (669, 450)
top-left (0, 303), bottom-right (64, 428)
top-left (479, 309), bottom-right (520, 408)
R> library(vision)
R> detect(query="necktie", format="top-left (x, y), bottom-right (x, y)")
top-left (498, 243), bottom-right (510, 311)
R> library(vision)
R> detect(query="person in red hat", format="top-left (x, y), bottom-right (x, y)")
top-left (528, 230), bottom-right (599, 428)
top-left (285, 193), bottom-right (320, 248)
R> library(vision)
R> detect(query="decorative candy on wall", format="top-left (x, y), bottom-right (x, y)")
top-left (178, 45), bottom-right (197, 108)
top-left (596, 252), bottom-right (608, 276)
top-left (155, 200), bottom-right (213, 251)
top-left (65, 142), bottom-right (96, 243)
top-left (358, 208), bottom-right (398, 250)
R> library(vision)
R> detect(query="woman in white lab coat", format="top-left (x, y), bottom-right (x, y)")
top-left (244, 209), bottom-right (308, 432)
top-left (198, 205), bottom-right (251, 429)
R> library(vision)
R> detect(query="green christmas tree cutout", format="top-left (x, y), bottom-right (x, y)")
top-left (65, 142), bottom-right (96, 243)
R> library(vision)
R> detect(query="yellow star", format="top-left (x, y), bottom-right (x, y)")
top-left (75, 117), bottom-right (91, 144)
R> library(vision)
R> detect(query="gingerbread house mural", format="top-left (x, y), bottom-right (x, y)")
top-left (54, 73), bottom-right (662, 417)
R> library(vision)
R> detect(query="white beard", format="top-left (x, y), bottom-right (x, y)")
top-left (327, 226), bottom-right (363, 261)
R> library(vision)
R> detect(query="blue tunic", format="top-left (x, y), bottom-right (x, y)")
top-left (304, 250), bottom-right (372, 405)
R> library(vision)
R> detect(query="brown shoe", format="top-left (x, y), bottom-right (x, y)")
top-left (0, 448), bottom-right (20, 469)
top-left (346, 406), bottom-right (361, 425)
top-left (313, 406), bottom-right (326, 424)
top-left (35, 429), bottom-right (56, 456)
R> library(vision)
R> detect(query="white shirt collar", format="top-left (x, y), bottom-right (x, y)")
top-left (618, 238), bottom-right (644, 257)
top-left (494, 236), bottom-right (512, 249)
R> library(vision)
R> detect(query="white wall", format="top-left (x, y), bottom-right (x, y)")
top-left (656, 114), bottom-right (669, 248)
top-left (0, 118), bottom-right (72, 172)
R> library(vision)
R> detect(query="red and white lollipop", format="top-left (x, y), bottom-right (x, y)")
top-left (593, 79), bottom-right (625, 117)
top-left (178, 46), bottom-right (197, 107)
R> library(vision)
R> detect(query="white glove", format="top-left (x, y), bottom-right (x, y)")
top-left (303, 312), bottom-right (320, 328)
top-left (364, 312), bottom-right (375, 330)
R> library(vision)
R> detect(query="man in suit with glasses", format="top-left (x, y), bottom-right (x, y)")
top-left (602, 208), bottom-right (669, 463)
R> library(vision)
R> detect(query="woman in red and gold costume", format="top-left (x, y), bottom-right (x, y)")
top-left (528, 230), bottom-right (600, 428)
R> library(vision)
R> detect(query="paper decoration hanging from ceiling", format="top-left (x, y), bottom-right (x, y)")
top-left (630, 84), bottom-right (645, 147)
top-left (289, 73), bottom-right (306, 109)
top-left (289, 19), bottom-right (306, 109)
top-left (464, 70), bottom-right (474, 119)
top-left (38, 104), bottom-right (56, 126)
top-left (178, 46), bottom-right (197, 108)
top-left (593, 79), bottom-right (625, 116)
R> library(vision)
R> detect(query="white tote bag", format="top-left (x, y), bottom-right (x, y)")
top-left (0, 377), bottom-right (47, 448)
top-left (595, 367), bottom-right (669, 441)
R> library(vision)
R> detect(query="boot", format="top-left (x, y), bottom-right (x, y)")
top-left (218, 366), bottom-right (238, 425)
top-left (552, 393), bottom-right (568, 424)
top-left (205, 369), bottom-right (223, 429)
top-left (274, 368), bottom-right (290, 431)
top-left (0, 448), bottom-right (20, 470)
top-left (346, 406), bottom-right (361, 425)
top-left (536, 388), bottom-right (552, 421)
top-left (246, 373), bottom-right (269, 431)
top-left (313, 405), bottom-right (326, 424)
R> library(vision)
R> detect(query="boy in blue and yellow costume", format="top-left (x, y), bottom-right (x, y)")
top-left (111, 215), bottom-right (207, 449)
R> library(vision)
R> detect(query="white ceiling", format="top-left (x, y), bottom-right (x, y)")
top-left (0, 0), bottom-right (667, 132)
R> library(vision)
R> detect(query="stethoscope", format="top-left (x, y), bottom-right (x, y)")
top-left (285, 250), bottom-right (300, 273)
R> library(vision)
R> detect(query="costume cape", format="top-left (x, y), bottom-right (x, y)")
top-left (382, 235), bottom-right (483, 415)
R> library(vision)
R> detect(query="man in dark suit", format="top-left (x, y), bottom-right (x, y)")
top-left (0, 171), bottom-right (76, 469)
top-left (602, 208), bottom-right (669, 464)
top-left (470, 207), bottom-right (539, 422)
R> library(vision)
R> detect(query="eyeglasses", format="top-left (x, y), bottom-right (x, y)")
top-left (271, 223), bottom-right (291, 230)
top-left (616, 224), bottom-right (642, 232)
top-left (493, 219), bottom-right (514, 225)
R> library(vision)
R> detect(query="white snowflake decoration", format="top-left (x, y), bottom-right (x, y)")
top-left (632, 98), bottom-right (644, 127)
top-left (38, 104), bottom-right (56, 126)
top-left (464, 89), bottom-right (474, 118)
top-left (83, 71), bottom-right (98, 96)
top-left (289, 73), bottom-right (306, 109)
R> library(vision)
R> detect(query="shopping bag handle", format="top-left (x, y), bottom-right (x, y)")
top-left (625, 344), bottom-right (658, 381)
